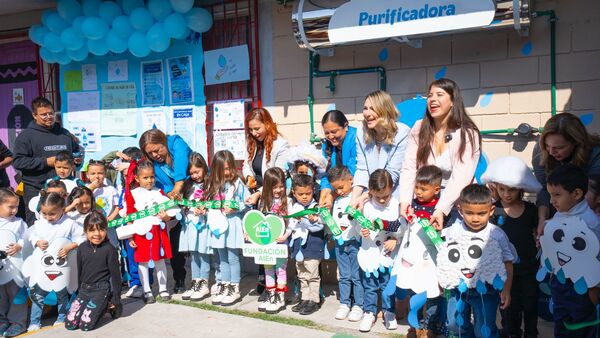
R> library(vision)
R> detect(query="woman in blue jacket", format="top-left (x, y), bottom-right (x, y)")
top-left (319, 110), bottom-right (357, 208)
top-left (139, 129), bottom-right (191, 294)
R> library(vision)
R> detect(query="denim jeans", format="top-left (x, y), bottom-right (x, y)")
top-left (362, 270), bottom-right (393, 314)
top-left (216, 248), bottom-right (241, 284)
top-left (190, 252), bottom-right (211, 280)
top-left (335, 240), bottom-right (363, 308)
top-left (446, 286), bottom-right (500, 338)
top-left (29, 286), bottom-right (70, 326)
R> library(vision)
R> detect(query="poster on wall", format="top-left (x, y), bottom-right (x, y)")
top-left (82, 64), bottom-right (97, 90)
top-left (141, 107), bottom-right (168, 132)
top-left (108, 60), bottom-right (128, 82)
top-left (101, 109), bottom-right (137, 136)
top-left (213, 129), bottom-right (246, 160)
top-left (141, 60), bottom-right (164, 106)
top-left (67, 110), bottom-right (101, 152)
top-left (170, 105), bottom-right (196, 149)
top-left (12, 88), bottom-right (24, 105)
top-left (67, 91), bottom-right (99, 112)
top-left (167, 56), bottom-right (194, 105)
top-left (101, 82), bottom-right (136, 109)
top-left (214, 100), bottom-right (245, 130)
top-left (204, 45), bottom-right (250, 85)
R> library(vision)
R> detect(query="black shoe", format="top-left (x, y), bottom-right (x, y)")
top-left (143, 292), bottom-right (156, 304)
top-left (173, 280), bottom-right (185, 294)
top-left (109, 303), bottom-right (123, 319)
top-left (299, 301), bottom-right (319, 315)
top-left (291, 300), bottom-right (308, 312)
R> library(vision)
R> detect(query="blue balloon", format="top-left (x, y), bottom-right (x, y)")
top-left (39, 47), bottom-right (56, 63)
top-left (130, 8), bottom-right (154, 32)
top-left (82, 17), bottom-right (108, 40)
top-left (106, 30), bottom-right (128, 53)
top-left (148, 0), bottom-right (173, 21)
top-left (46, 12), bottom-right (70, 34)
top-left (87, 38), bottom-right (108, 56)
top-left (146, 23), bottom-right (170, 52)
top-left (128, 31), bottom-right (150, 57)
top-left (28, 24), bottom-right (49, 45)
top-left (82, 0), bottom-right (101, 17)
top-left (57, 0), bottom-right (82, 22)
top-left (55, 50), bottom-right (71, 65)
top-left (72, 16), bottom-right (87, 34)
top-left (164, 13), bottom-right (187, 39)
top-left (99, 1), bottom-right (123, 25)
top-left (112, 15), bottom-right (134, 39)
top-left (41, 10), bottom-right (55, 27)
top-left (67, 45), bottom-right (89, 62)
top-left (170, 0), bottom-right (194, 14)
top-left (60, 27), bottom-right (85, 51)
top-left (44, 32), bottom-right (64, 53)
top-left (185, 7), bottom-right (213, 33)
top-left (121, 0), bottom-right (145, 15)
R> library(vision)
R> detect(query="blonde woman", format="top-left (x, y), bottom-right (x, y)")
top-left (350, 90), bottom-right (410, 208)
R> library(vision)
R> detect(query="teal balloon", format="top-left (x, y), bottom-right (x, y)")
top-left (57, 0), bottom-right (82, 22)
top-left (82, 17), bottom-right (108, 40)
top-left (61, 27), bottom-right (85, 51)
top-left (106, 30), bottom-right (128, 53)
top-left (185, 7), bottom-right (213, 33)
top-left (164, 13), bottom-right (187, 39)
top-left (122, 0), bottom-right (145, 15)
top-left (99, 1), bottom-right (123, 25)
top-left (55, 50), bottom-right (71, 65)
top-left (44, 32), bottom-right (64, 53)
top-left (112, 15), bottom-right (134, 39)
top-left (146, 23), bottom-right (170, 53)
top-left (88, 38), bottom-right (108, 56)
top-left (72, 16), bottom-right (87, 35)
top-left (170, 0), bottom-right (193, 14)
top-left (46, 12), bottom-right (70, 34)
top-left (39, 47), bottom-right (56, 63)
top-left (41, 10), bottom-right (55, 27)
top-left (130, 8), bottom-right (154, 32)
top-left (148, 0), bottom-right (173, 21)
top-left (67, 45), bottom-right (89, 61)
top-left (82, 0), bottom-right (101, 17)
top-left (28, 24), bottom-right (49, 45)
top-left (128, 31), bottom-right (150, 57)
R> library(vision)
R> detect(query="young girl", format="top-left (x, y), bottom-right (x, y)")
top-left (86, 160), bottom-right (120, 247)
top-left (122, 160), bottom-right (173, 304)
top-left (586, 175), bottom-right (600, 214)
top-left (481, 156), bottom-right (541, 338)
top-left (65, 211), bottom-right (122, 331)
top-left (205, 150), bottom-right (249, 306)
top-left (28, 180), bottom-right (68, 221)
top-left (257, 167), bottom-right (290, 314)
top-left (179, 153), bottom-right (212, 301)
top-left (65, 187), bottom-right (95, 226)
top-left (27, 192), bottom-right (85, 332)
top-left (0, 189), bottom-right (27, 337)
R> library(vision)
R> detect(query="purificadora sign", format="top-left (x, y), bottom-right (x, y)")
top-left (328, 0), bottom-right (496, 44)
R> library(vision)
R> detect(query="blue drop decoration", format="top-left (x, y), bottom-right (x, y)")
top-left (536, 266), bottom-right (548, 282)
top-left (397, 96), bottom-right (427, 129)
top-left (539, 282), bottom-right (551, 296)
top-left (365, 271), bottom-right (371, 278)
top-left (521, 41), bottom-right (533, 56)
top-left (458, 279), bottom-right (468, 293)
top-left (580, 113), bottom-right (594, 126)
top-left (493, 275), bottom-right (505, 291)
top-left (194, 222), bottom-right (203, 231)
top-left (121, 248), bottom-right (128, 258)
top-left (335, 236), bottom-right (344, 246)
top-left (408, 291), bottom-right (428, 328)
top-left (476, 280), bottom-right (487, 294)
top-left (574, 277), bottom-right (589, 295)
top-left (44, 291), bottom-right (58, 306)
top-left (373, 269), bottom-right (379, 278)
top-left (300, 236), bottom-right (308, 246)
top-left (145, 232), bottom-right (154, 240)
top-left (383, 275), bottom-right (397, 296)
top-left (435, 66), bottom-right (447, 80)
top-left (556, 269), bottom-right (566, 284)
top-left (544, 258), bottom-right (553, 271)
top-left (175, 213), bottom-right (182, 221)
top-left (474, 153), bottom-right (489, 184)
top-left (160, 248), bottom-right (165, 256)
top-left (549, 298), bottom-right (554, 315)
top-left (378, 48), bottom-right (389, 62)
top-left (480, 92), bottom-right (494, 108)
top-left (456, 299), bottom-right (465, 313)
top-left (148, 259), bottom-right (155, 269)
top-left (480, 324), bottom-right (492, 338)
top-left (13, 287), bottom-right (28, 305)
top-left (218, 54), bottom-right (227, 67)
top-left (212, 229), bottom-right (221, 237)
top-left (456, 314), bottom-right (465, 327)
top-left (152, 123), bottom-right (157, 129)
top-left (295, 250), bottom-right (304, 262)
top-left (159, 221), bottom-right (166, 229)
top-left (323, 244), bottom-right (330, 260)
top-left (379, 264), bottom-right (386, 273)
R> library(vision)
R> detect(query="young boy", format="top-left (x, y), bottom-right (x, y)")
top-left (441, 184), bottom-right (515, 338)
top-left (328, 166), bottom-right (363, 322)
top-left (544, 164), bottom-right (600, 338)
top-left (46, 151), bottom-right (84, 193)
top-left (412, 165), bottom-right (442, 220)
top-left (288, 174), bottom-right (325, 316)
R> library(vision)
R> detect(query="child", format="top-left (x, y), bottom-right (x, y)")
top-left (65, 187), bottom-right (95, 226)
top-left (0, 189), bottom-right (27, 337)
top-left (180, 152), bottom-right (212, 301)
top-left (543, 164), bottom-right (600, 338)
top-left (257, 167), bottom-right (290, 314)
top-left (123, 160), bottom-right (173, 304)
top-left (46, 151), bottom-right (84, 193)
top-left (28, 180), bottom-right (68, 221)
top-left (328, 166), bottom-right (364, 322)
top-left (359, 169), bottom-right (401, 332)
top-left (440, 184), bottom-right (515, 338)
top-left (27, 191), bottom-right (85, 332)
top-left (205, 150), bottom-right (249, 306)
top-left (481, 156), bottom-right (542, 338)
top-left (289, 174), bottom-right (325, 316)
top-left (286, 143), bottom-right (327, 201)
top-left (86, 160), bottom-right (120, 246)
top-left (65, 211), bottom-right (122, 331)
top-left (586, 175), bottom-right (600, 215)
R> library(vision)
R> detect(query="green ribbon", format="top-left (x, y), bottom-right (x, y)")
top-left (417, 218), bottom-right (444, 249)
top-left (564, 319), bottom-right (600, 331)
top-left (178, 199), bottom-right (240, 210)
top-left (344, 206), bottom-right (381, 231)
top-left (283, 207), bottom-right (343, 237)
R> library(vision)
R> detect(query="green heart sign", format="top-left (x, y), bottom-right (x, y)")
top-left (243, 210), bottom-right (285, 246)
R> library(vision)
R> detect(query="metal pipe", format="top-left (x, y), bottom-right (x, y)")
top-left (480, 128), bottom-right (515, 135)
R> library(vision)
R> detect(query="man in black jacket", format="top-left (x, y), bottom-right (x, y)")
top-left (12, 97), bottom-right (80, 225)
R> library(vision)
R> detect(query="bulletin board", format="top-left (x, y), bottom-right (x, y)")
top-left (59, 39), bottom-right (207, 161)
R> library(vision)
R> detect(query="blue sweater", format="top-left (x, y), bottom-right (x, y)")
top-left (320, 126), bottom-right (357, 191)
top-left (153, 135), bottom-right (191, 194)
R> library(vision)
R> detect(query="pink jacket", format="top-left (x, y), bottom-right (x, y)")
top-left (399, 120), bottom-right (481, 215)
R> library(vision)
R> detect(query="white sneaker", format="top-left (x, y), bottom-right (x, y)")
top-left (220, 283), bottom-right (240, 306)
top-left (265, 291), bottom-right (285, 314)
top-left (27, 324), bottom-right (41, 332)
top-left (258, 290), bottom-right (270, 312)
top-left (211, 282), bottom-right (221, 295)
top-left (359, 312), bottom-right (376, 332)
top-left (125, 284), bottom-right (143, 298)
top-left (335, 304), bottom-right (351, 320)
top-left (383, 310), bottom-right (398, 330)
top-left (211, 282), bottom-right (227, 305)
top-left (347, 305), bottom-right (364, 322)
top-left (190, 279), bottom-right (210, 301)
top-left (53, 321), bottom-right (64, 327)
top-left (181, 280), bottom-right (197, 300)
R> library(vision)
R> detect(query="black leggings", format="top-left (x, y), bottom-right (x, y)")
top-left (66, 282), bottom-right (111, 331)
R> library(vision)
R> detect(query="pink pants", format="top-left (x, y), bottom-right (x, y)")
top-left (264, 258), bottom-right (287, 288)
